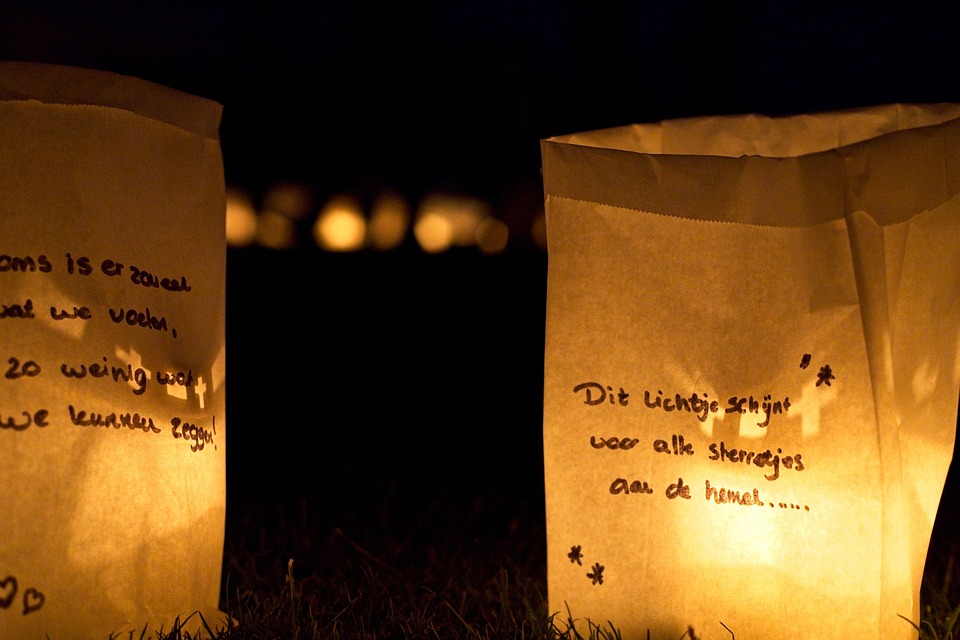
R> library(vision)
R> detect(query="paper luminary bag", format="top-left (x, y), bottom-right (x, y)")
top-left (0, 63), bottom-right (227, 637)
top-left (541, 104), bottom-right (960, 639)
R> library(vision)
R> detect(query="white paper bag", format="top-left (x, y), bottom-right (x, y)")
top-left (0, 62), bottom-right (227, 638)
top-left (541, 104), bottom-right (960, 639)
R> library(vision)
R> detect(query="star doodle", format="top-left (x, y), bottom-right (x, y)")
top-left (816, 364), bottom-right (835, 387)
top-left (586, 562), bottom-right (604, 585)
top-left (567, 545), bottom-right (583, 565)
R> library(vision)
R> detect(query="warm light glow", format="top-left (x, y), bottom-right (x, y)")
top-left (313, 195), bottom-right (366, 251)
top-left (413, 211), bottom-right (454, 253)
top-left (475, 217), bottom-right (509, 255)
top-left (262, 181), bottom-right (313, 221)
top-left (256, 210), bottom-right (296, 249)
top-left (225, 187), bottom-right (258, 247)
top-left (538, 102), bottom-right (960, 640)
top-left (368, 192), bottom-right (410, 250)
top-left (416, 193), bottom-right (491, 247)
top-left (696, 490), bottom-right (779, 567)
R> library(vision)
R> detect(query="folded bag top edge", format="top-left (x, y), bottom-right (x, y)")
top-left (0, 60), bottom-right (222, 140)
top-left (545, 103), bottom-right (960, 158)
top-left (542, 103), bottom-right (960, 228)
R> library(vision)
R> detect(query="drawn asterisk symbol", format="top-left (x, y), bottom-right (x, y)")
top-left (587, 562), bottom-right (604, 585)
top-left (816, 364), bottom-right (835, 387)
top-left (567, 545), bottom-right (583, 565)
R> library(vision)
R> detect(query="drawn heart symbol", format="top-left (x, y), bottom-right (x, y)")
top-left (0, 576), bottom-right (17, 609)
top-left (22, 587), bottom-right (44, 615)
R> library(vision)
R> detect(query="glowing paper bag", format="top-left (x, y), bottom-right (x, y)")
top-left (541, 104), bottom-right (960, 639)
top-left (0, 62), bottom-right (226, 638)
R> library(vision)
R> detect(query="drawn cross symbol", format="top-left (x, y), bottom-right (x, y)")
top-left (587, 562), bottom-right (605, 585)
top-left (816, 364), bottom-right (835, 387)
top-left (567, 545), bottom-right (583, 565)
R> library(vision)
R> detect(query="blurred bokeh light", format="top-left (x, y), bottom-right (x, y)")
top-left (475, 217), bottom-right (509, 255)
top-left (313, 194), bottom-right (366, 251)
top-left (368, 192), bottom-right (410, 250)
top-left (262, 181), bottom-right (314, 221)
top-left (531, 214), bottom-right (547, 251)
top-left (413, 208), bottom-right (454, 253)
top-left (256, 210), bottom-right (297, 249)
top-left (414, 194), bottom-right (492, 253)
top-left (225, 187), bottom-right (258, 247)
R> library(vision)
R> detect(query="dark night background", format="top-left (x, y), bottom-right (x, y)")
top-left (2, 1), bottom-right (960, 554)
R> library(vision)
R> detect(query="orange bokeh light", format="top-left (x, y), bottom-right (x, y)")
top-left (313, 195), bottom-right (366, 251)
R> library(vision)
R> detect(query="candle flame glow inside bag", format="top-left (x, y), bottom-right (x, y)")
top-left (0, 62), bottom-right (226, 638)
top-left (541, 104), bottom-right (960, 639)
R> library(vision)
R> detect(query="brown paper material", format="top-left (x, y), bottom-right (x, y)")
top-left (0, 62), bottom-right (226, 638)
top-left (541, 103), bottom-right (960, 639)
